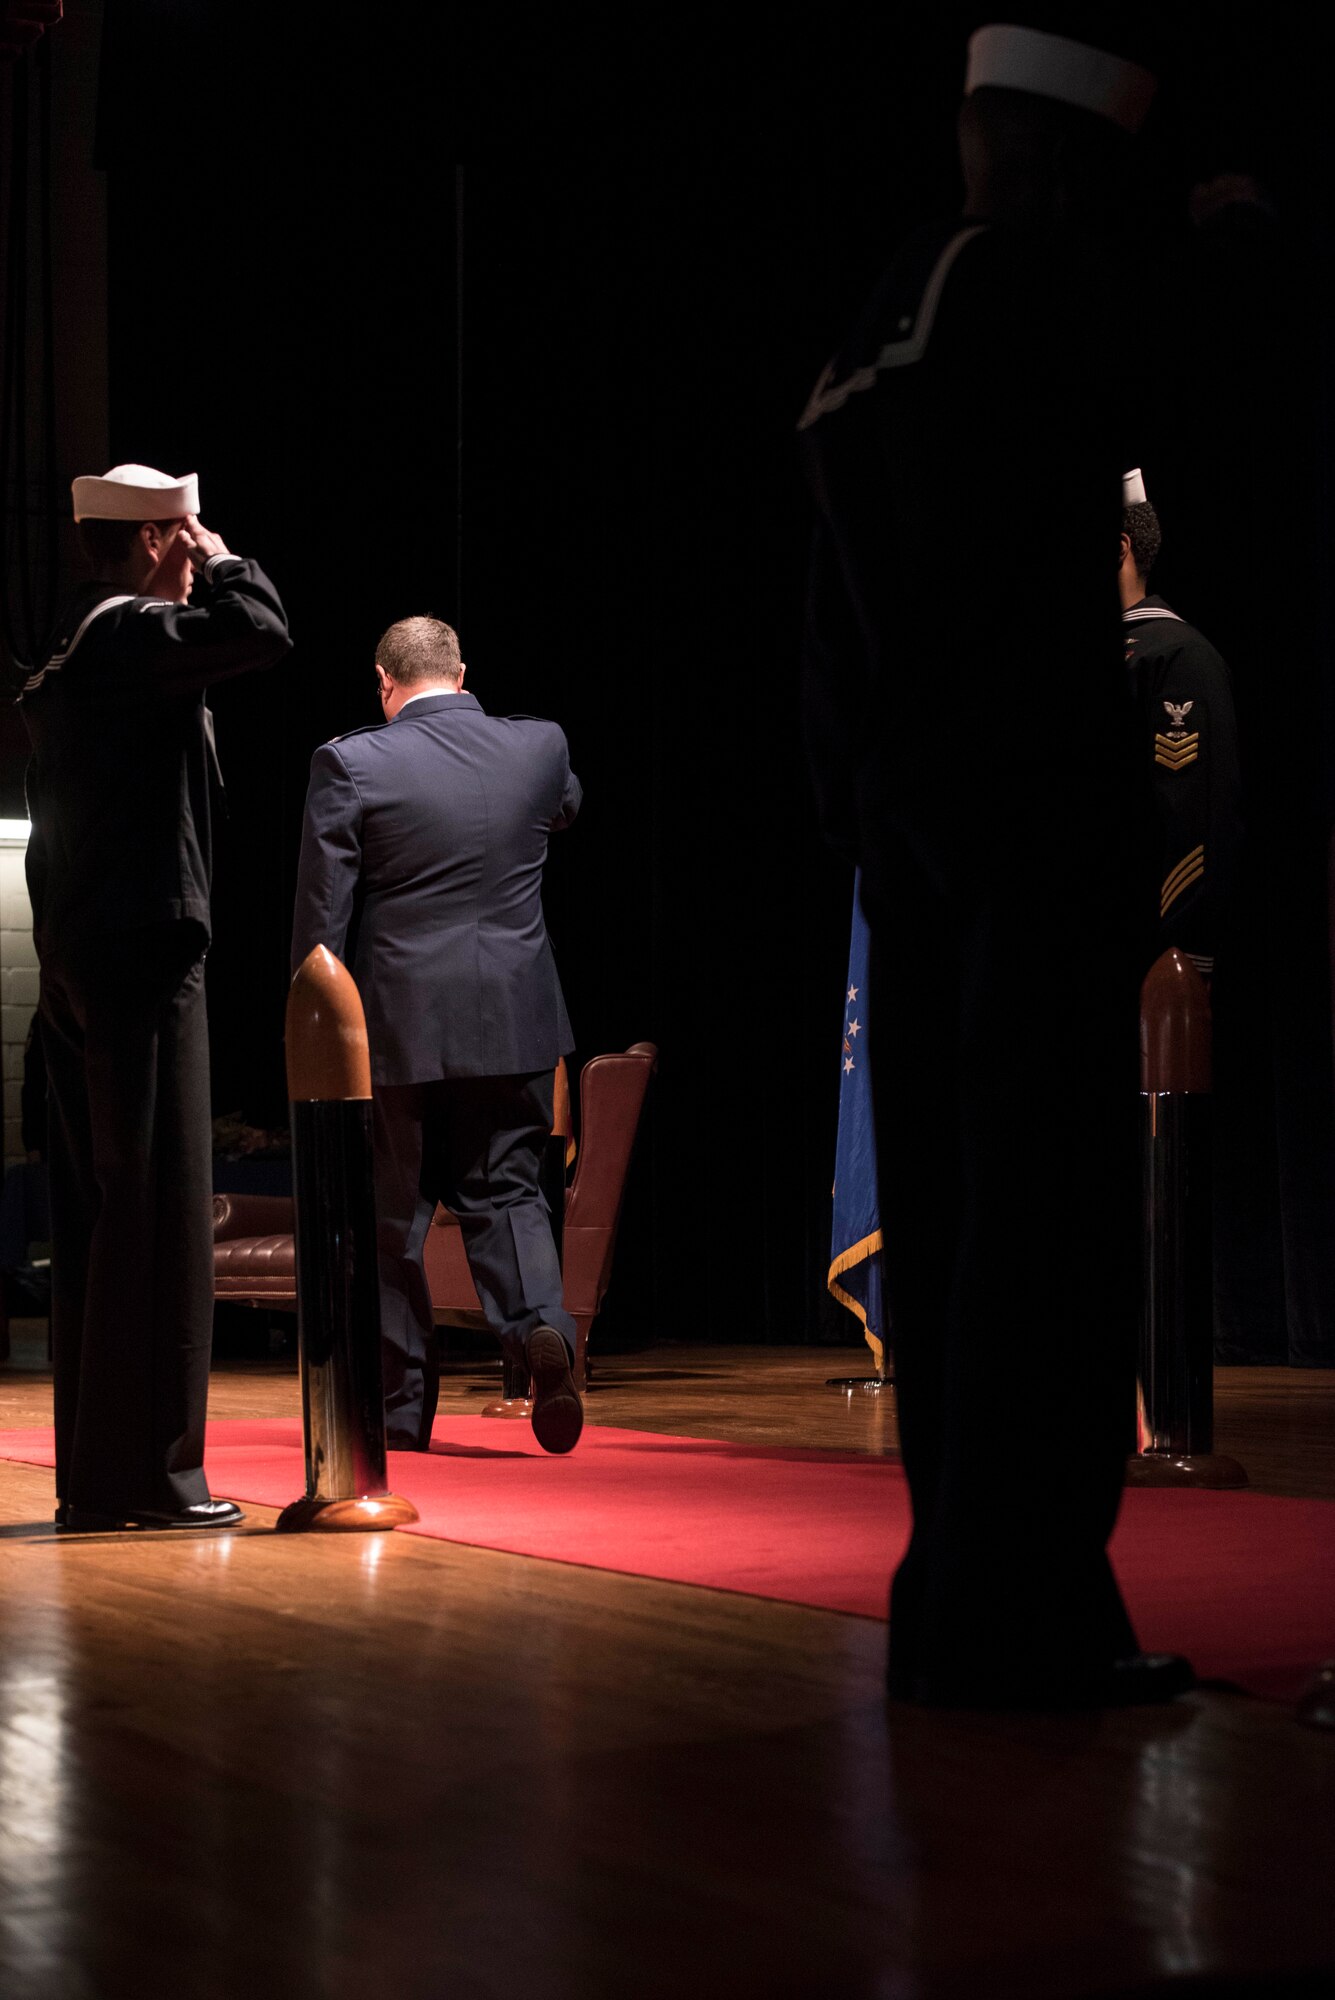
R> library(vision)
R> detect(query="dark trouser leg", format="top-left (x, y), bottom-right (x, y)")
top-left (861, 860), bottom-right (960, 1693)
top-left (147, 949), bottom-right (214, 1510)
top-left (540, 1134), bottom-right (567, 1271)
top-left (867, 828), bottom-right (1141, 1700)
top-left (40, 972), bottom-right (99, 1508)
top-left (42, 927), bottom-right (214, 1516)
top-left (0, 1159), bottom-right (49, 1270)
top-left (430, 1072), bottom-right (575, 1365)
top-left (372, 1084), bottom-right (440, 1449)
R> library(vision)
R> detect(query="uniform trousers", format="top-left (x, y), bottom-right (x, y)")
top-left (373, 1069), bottom-right (576, 1449)
top-left (862, 787), bottom-right (1147, 1702)
top-left (39, 921), bottom-right (214, 1516)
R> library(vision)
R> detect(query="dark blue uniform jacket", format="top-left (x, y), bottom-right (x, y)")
top-left (290, 689), bottom-right (580, 1086)
top-left (21, 558), bottom-right (291, 953)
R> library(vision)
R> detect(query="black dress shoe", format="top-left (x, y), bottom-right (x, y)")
top-left (1102, 1652), bottom-right (1196, 1705)
top-left (891, 1650), bottom-right (1196, 1710)
top-left (56, 1499), bottom-right (245, 1532)
top-left (527, 1326), bottom-right (584, 1455)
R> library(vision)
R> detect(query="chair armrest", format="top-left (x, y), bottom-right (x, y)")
top-left (213, 1192), bottom-right (295, 1241)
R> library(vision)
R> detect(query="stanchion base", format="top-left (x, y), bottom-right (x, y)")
top-left (275, 1492), bottom-right (420, 1532)
top-left (825, 1375), bottom-right (894, 1393)
top-left (1125, 1451), bottom-right (1248, 1490)
top-left (1295, 1661), bottom-right (1335, 1731)
top-left (481, 1397), bottom-right (535, 1420)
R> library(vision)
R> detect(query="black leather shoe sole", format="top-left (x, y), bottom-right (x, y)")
top-left (55, 1500), bottom-right (245, 1532)
top-left (890, 1651), bottom-right (1197, 1711)
top-left (527, 1327), bottom-right (584, 1455)
top-left (1104, 1652), bottom-right (1196, 1705)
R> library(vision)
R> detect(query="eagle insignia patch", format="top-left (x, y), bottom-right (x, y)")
top-left (1157, 696), bottom-right (1199, 769)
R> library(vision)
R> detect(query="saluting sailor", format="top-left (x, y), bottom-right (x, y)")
top-left (1120, 467), bottom-right (1244, 979)
top-left (20, 464), bottom-right (291, 1530)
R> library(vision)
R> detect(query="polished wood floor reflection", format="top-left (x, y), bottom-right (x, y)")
top-left (1, 1334), bottom-right (1332, 1999)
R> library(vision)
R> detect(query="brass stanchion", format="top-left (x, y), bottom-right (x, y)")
top-left (1126, 948), bottom-right (1246, 1491)
top-left (277, 947), bottom-right (419, 1533)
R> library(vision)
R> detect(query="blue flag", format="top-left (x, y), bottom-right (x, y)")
top-left (829, 874), bottom-right (886, 1366)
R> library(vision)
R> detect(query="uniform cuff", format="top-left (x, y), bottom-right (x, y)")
top-left (203, 553), bottom-right (245, 581)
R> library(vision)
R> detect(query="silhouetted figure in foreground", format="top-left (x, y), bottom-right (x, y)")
top-left (801, 21), bottom-right (1191, 1706)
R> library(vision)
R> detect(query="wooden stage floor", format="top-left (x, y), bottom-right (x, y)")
top-left (1, 1337), bottom-right (1332, 2000)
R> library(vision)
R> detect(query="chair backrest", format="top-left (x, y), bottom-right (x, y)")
top-left (561, 1041), bottom-right (657, 1319)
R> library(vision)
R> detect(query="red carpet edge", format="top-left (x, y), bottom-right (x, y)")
top-left (2, 1415), bottom-right (1331, 1702)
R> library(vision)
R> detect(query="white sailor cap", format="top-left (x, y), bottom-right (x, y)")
top-left (71, 463), bottom-right (199, 523)
top-left (965, 24), bottom-right (1158, 133)
top-left (1123, 467), bottom-right (1148, 506)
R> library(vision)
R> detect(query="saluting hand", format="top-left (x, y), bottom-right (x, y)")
top-left (178, 514), bottom-right (232, 571)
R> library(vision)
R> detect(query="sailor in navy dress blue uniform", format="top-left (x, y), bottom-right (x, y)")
top-left (1120, 469), bottom-right (1244, 979)
top-left (21, 463), bottom-right (291, 1529)
top-left (799, 25), bottom-right (1183, 1706)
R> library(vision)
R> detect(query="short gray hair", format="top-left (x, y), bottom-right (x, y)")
top-left (376, 616), bottom-right (462, 687)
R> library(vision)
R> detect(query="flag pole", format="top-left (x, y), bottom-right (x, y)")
top-left (825, 874), bottom-right (892, 1392)
top-left (826, 1327), bottom-right (893, 1392)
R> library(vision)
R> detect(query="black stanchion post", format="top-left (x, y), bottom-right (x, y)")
top-left (1126, 948), bottom-right (1246, 1491)
top-left (277, 946), bottom-right (419, 1533)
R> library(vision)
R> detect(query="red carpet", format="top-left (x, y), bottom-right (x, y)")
top-left (3, 1415), bottom-right (1331, 1701)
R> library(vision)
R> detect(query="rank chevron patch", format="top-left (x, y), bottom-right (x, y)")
top-left (1155, 730), bottom-right (1200, 770)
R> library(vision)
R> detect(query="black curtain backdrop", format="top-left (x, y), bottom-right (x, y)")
top-left (70, 1), bottom-right (1335, 1356)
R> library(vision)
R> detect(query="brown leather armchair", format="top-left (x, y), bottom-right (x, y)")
top-left (213, 1041), bottom-right (657, 1389)
top-left (213, 1192), bottom-right (297, 1305)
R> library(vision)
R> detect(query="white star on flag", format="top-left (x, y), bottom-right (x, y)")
top-left (843, 1056), bottom-right (855, 1075)
top-left (849, 1019), bottom-right (861, 1037)
top-left (847, 985), bottom-right (859, 1003)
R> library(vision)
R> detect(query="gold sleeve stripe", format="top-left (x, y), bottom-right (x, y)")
top-left (1156, 744), bottom-right (1200, 770)
top-left (1161, 846), bottom-right (1205, 900)
top-left (1162, 862), bottom-right (1205, 916)
top-left (1159, 840), bottom-right (1207, 888)
top-left (1154, 731), bottom-right (1200, 748)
